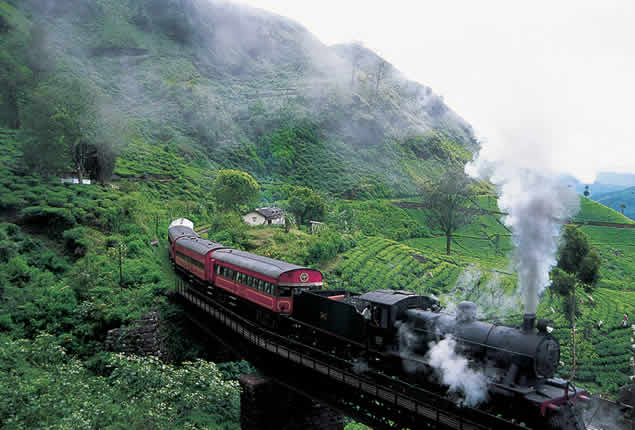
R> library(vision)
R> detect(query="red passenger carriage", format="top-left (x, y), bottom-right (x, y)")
top-left (210, 248), bottom-right (323, 314)
top-left (168, 219), bottom-right (323, 319)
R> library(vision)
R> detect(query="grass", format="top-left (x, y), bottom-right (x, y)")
top-left (572, 197), bottom-right (635, 224)
top-left (538, 287), bottom-right (634, 392)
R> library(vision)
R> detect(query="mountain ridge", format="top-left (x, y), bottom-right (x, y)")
top-left (1, 0), bottom-right (477, 197)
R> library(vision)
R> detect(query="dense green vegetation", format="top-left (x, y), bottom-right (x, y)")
top-left (329, 200), bottom-right (432, 240)
top-left (0, 0), bottom-right (477, 199)
top-left (0, 0), bottom-right (632, 426)
top-left (0, 334), bottom-right (240, 429)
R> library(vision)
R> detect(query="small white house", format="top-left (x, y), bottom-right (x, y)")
top-left (243, 207), bottom-right (285, 226)
top-left (61, 178), bottom-right (91, 184)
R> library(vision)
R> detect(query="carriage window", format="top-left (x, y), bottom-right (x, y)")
top-left (216, 265), bottom-right (221, 275)
top-left (248, 276), bottom-right (253, 287)
top-left (257, 280), bottom-right (263, 291)
top-left (264, 283), bottom-right (271, 295)
top-left (279, 287), bottom-right (292, 297)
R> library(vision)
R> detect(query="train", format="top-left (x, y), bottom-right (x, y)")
top-left (168, 218), bottom-right (589, 429)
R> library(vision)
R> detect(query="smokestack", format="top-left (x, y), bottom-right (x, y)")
top-left (522, 313), bottom-right (536, 332)
top-left (456, 301), bottom-right (477, 324)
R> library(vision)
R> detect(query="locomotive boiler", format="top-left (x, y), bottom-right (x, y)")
top-left (403, 301), bottom-right (561, 386)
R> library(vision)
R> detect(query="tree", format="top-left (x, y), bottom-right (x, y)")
top-left (212, 169), bottom-right (260, 211)
top-left (550, 225), bottom-right (601, 380)
top-left (423, 169), bottom-right (476, 255)
top-left (375, 59), bottom-right (388, 95)
top-left (22, 78), bottom-right (99, 178)
top-left (285, 185), bottom-right (326, 227)
top-left (350, 42), bottom-right (364, 88)
top-left (583, 185), bottom-right (590, 197)
top-left (619, 203), bottom-right (626, 215)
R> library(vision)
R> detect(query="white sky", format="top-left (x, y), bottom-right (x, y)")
top-left (238, 0), bottom-right (634, 183)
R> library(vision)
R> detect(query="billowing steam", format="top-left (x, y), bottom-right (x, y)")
top-left (467, 161), bottom-right (579, 314)
top-left (426, 336), bottom-right (488, 407)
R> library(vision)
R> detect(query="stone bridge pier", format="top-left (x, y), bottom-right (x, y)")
top-left (239, 374), bottom-right (345, 430)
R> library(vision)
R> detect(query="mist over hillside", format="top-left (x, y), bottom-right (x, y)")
top-left (1, 0), bottom-right (477, 196)
top-left (595, 187), bottom-right (635, 220)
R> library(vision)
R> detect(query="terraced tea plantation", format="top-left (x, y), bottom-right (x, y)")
top-left (331, 194), bottom-right (634, 396)
top-left (540, 287), bottom-right (634, 392)
top-left (329, 236), bottom-right (462, 296)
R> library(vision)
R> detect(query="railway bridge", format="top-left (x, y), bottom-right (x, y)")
top-left (174, 278), bottom-right (546, 430)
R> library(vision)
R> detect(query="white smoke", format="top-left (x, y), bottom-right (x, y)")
top-left (467, 160), bottom-right (579, 314)
top-left (425, 336), bottom-right (488, 407)
top-left (443, 268), bottom-right (522, 319)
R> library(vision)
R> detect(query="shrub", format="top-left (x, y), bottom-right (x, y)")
top-left (307, 228), bottom-right (343, 265)
top-left (0, 240), bottom-right (18, 263)
top-left (63, 227), bottom-right (92, 258)
top-left (6, 255), bottom-right (31, 285)
top-left (207, 213), bottom-right (248, 249)
top-left (20, 206), bottom-right (76, 233)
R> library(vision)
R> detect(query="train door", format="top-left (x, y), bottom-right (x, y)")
top-left (206, 258), bottom-right (216, 296)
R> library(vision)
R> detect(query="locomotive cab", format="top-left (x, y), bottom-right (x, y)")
top-left (358, 290), bottom-right (440, 349)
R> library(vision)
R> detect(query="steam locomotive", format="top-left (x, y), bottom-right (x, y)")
top-left (169, 219), bottom-right (588, 429)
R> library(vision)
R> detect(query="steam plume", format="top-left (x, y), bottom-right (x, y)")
top-left (467, 161), bottom-right (579, 314)
top-left (426, 336), bottom-right (488, 407)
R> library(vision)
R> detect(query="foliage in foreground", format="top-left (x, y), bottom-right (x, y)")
top-left (0, 333), bottom-right (240, 429)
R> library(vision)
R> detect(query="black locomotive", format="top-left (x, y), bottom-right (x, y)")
top-left (292, 289), bottom-right (588, 428)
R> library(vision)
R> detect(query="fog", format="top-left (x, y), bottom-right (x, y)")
top-left (238, 0), bottom-right (635, 183)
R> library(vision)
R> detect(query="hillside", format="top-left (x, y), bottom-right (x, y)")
top-left (594, 186), bottom-right (635, 220)
top-left (397, 196), bottom-right (634, 394)
top-left (0, 0), bottom-right (633, 426)
top-left (0, 0), bottom-right (476, 197)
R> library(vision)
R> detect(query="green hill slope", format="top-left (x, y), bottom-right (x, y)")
top-left (1, 0), bottom-right (476, 197)
top-left (395, 195), bottom-right (634, 395)
top-left (594, 186), bottom-right (635, 220)
top-left (573, 196), bottom-right (635, 224)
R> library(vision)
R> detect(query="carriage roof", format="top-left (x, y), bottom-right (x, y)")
top-left (211, 248), bottom-right (318, 281)
top-left (168, 225), bottom-right (198, 242)
top-left (176, 236), bottom-right (226, 255)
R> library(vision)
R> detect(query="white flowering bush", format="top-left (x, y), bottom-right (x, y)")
top-left (0, 334), bottom-right (240, 429)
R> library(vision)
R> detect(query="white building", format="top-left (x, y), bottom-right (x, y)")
top-left (60, 178), bottom-right (91, 184)
top-left (243, 207), bottom-right (285, 226)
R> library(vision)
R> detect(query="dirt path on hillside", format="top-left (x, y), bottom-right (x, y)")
top-left (570, 221), bottom-right (635, 229)
top-left (393, 202), bottom-right (635, 229)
